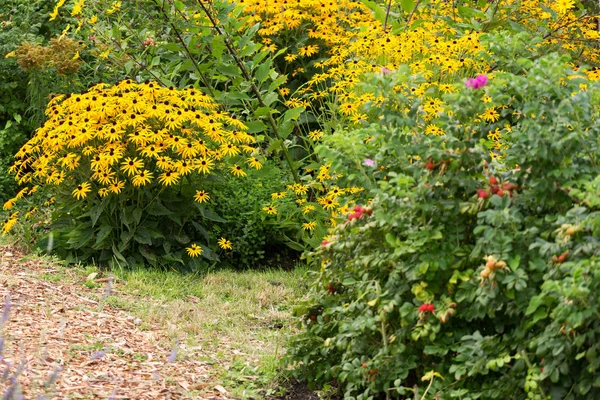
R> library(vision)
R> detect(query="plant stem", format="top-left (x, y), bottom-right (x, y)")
top-left (152, 0), bottom-right (216, 97)
top-left (194, 0), bottom-right (300, 184)
top-left (383, 0), bottom-right (393, 33)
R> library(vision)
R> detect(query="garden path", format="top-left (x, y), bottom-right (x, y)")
top-left (0, 245), bottom-right (226, 399)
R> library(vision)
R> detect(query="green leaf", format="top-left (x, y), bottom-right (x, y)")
top-left (245, 120), bottom-right (266, 133)
top-left (90, 202), bottom-right (105, 227)
top-left (196, 204), bottom-right (228, 223)
top-left (400, 0), bottom-right (415, 12)
top-left (359, 0), bottom-right (387, 23)
top-left (147, 201), bottom-right (173, 216)
top-left (95, 225), bottom-right (112, 246)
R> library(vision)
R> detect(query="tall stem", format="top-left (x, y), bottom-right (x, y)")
top-left (194, 0), bottom-right (300, 184)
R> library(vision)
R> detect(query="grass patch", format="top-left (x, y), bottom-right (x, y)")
top-left (110, 266), bottom-right (308, 398)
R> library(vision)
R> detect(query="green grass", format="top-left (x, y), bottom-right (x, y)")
top-left (107, 266), bottom-right (308, 398)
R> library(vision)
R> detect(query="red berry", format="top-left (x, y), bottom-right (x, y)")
top-left (321, 240), bottom-right (329, 246)
top-left (489, 176), bottom-right (498, 185)
top-left (426, 161), bottom-right (435, 170)
top-left (354, 205), bottom-right (364, 212)
top-left (419, 303), bottom-right (435, 313)
top-left (477, 189), bottom-right (489, 199)
top-left (328, 284), bottom-right (336, 294)
top-left (366, 209), bottom-right (373, 216)
top-left (490, 185), bottom-right (499, 194)
top-left (497, 189), bottom-right (505, 197)
top-left (348, 214), bottom-right (355, 221)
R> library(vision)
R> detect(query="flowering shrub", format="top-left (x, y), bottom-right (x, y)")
top-left (287, 55), bottom-right (600, 398)
top-left (3, 80), bottom-right (263, 268)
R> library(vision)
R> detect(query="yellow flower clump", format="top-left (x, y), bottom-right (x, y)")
top-left (4, 80), bottom-right (261, 233)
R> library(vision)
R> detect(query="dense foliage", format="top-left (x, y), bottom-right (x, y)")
top-left (2, 0), bottom-right (600, 395)
top-left (288, 54), bottom-right (600, 398)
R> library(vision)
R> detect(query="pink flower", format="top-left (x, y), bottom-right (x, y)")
top-left (363, 158), bottom-right (376, 167)
top-left (380, 67), bottom-right (392, 74)
top-left (465, 75), bottom-right (488, 89)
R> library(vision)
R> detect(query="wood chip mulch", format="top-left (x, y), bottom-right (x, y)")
top-left (0, 245), bottom-right (227, 399)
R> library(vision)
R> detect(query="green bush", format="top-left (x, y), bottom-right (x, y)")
top-left (207, 162), bottom-right (301, 267)
top-left (287, 53), bottom-right (600, 399)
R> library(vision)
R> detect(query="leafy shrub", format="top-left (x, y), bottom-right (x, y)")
top-left (206, 163), bottom-right (302, 267)
top-left (4, 80), bottom-right (266, 269)
top-left (287, 54), bottom-right (600, 399)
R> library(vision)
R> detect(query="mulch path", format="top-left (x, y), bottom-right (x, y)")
top-left (0, 245), bottom-right (226, 399)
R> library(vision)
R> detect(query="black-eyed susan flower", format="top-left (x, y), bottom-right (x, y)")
top-left (217, 238), bottom-right (233, 250)
top-left (262, 205), bottom-right (277, 215)
top-left (120, 157), bottom-right (143, 176)
top-left (186, 243), bottom-right (203, 257)
top-left (72, 182), bottom-right (91, 200)
top-left (194, 190), bottom-right (210, 203)
top-left (231, 164), bottom-right (247, 177)
top-left (302, 221), bottom-right (317, 231)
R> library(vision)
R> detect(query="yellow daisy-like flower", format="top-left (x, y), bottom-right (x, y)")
top-left (217, 237), bottom-right (233, 250)
top-left (186, 243), bottom-right (203, 257)
top-left (284, 53), bottom-right (298, 63)
top-left (302, 205), bottom-right (315, 214)
top-left (72, 182), bottom-right (91, 200)
top-left (194, 190), bottom-right (210, 203)
top-left (231, 164), bottom-right (247, 177)
top-left (3, 198), bottom-right (16, 211)
top-left (132, 170), bottom-right (153, 187)
top-left (302, 221), bottom-right (317, 231)
top-left (271, 192), bottom-right (287, 199)
top-left (158, 171), bottom-right (180, 186)
top-left (196, 157), bottom-right (214, 175)
top-left (480, 107), bottom-right (500, 123)
top-left (247, 157), bottom-right (263, 170)
top-left (262, 205), bottom-right (277, 215)
top-left (308, 130), bottom-right (324, 141)
top-left (120, 157), bottom-right (144, 176)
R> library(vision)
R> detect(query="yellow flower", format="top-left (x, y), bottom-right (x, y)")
top-left (480, 107), bottom-right (500, 123)
top-left (194, 190), bottom-right (210, 203)
top-left (217, 237), bottom-right (233, 250)
top-left (186, 243), bottom-right (203, 257)
top-left (196, 157), bottom-right (214, 174)
top-left (298, 45), bottom-right (319, 57)
top-left (554, 0), bottom-right (575, 14)
top-left (158, 171), bottom-right (180, 186)
top-left (271, 192), bottom-right (287, 199)
top-left (72, 182), bottom-right (91, 200)
top-left (3, 198), bottom-right (16, 210)
top-left (284, 53), bottom-right (298, 63)
top-left (302, 205), bottom-right (315, 214)
top-left (71, 0), bottom-right (85, 16)
top-left (132, 170), bottom-right (153, 187)
top-left (302, 221), bottom-right (317, 231)
top-left (262, 205), bottom-right (277, 215)
top-left (231, 164), bottom-right (247, 177)
top-left (247, 157), bottom-right (263, 170)
top-left (120, 157), bottom-right (144, 176)
top-left (308, 130), bottom-right (324, 141)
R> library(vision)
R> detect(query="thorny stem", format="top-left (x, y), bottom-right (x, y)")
top-left (194, 0), bottom-right (301, 184)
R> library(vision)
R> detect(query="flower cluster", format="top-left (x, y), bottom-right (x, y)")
top-left (465, 75), bottom-right (488, 89)
top-left (4, 80), bottom-right (261, 234)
